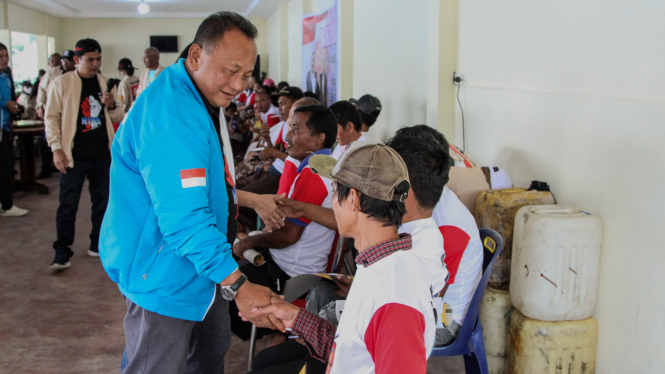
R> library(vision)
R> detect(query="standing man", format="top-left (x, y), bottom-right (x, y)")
top-left (136, 47), bottom-right (164, 96)
top-left (100, 12), bottom-right (283, 374)
top-left (45, 38), bottom-right (123, 269)
top-left (36, 50), bottom-right (76, 179)
top-left (0, 43), bottom-right (28, 217)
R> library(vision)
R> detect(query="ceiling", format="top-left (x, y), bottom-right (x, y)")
top-left (6, 0), bottom-right (288, 19)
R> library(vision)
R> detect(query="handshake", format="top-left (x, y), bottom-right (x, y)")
top-left (235, 281), bottom-right (301, 333)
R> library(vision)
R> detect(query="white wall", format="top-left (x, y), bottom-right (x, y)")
top-left (60, 17), bottom-right (268, 80)
top-left (266, 10), bottom-right (281, 81)
top-left (352, 0), bottom-right (430, 142)
top-left (457, 1), bottom-right (665, 372)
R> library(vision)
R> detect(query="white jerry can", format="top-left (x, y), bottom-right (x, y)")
top-left (479, 287), bottom-right (512, 374)
top-left (510, 205), bottom-right (602, 321)
top-left (509, 309), bottom-right (597, 374)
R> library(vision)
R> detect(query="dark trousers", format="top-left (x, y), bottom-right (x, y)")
top-left (123, 294), bottom-right (231, 374)
top-left (249, 340), bottom-right (327, 374)
top-left (237, 170), bottom-right (280, 232)
top-left (0, 130), bottom-right (13, 210)
top-left (39, 131), bottom-right (53, 175)
top-left (229, 250), bottom-right (290, 340)
top-left (53, 153), bottom-right (111, 253)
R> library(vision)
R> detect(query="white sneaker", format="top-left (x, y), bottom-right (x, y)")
top-left (0, 205), bottom-right (28, 217)
top-left (87, 250), bottom-right (100, 257)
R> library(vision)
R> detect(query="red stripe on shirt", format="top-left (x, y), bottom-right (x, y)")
top-left (180, 168), bottom-right (206, 179)
top-left (364, 303), bottom-right (427, 374)
top-left (289, 168), bottom-right (328, 225)
top-left (439, 225), bottom-right (471, 284)
top-left (278, 160), bottom-right (299, 195)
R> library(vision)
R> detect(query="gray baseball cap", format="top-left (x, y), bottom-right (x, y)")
top-left (309, 141), bottom-right (409, 202)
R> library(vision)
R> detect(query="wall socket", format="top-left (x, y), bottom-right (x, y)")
top-left (453, 72), bottom-right (464, 84)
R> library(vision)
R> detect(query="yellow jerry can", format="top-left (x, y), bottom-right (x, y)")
top-left (474, 188), bottom-right (554, 289)
top-left (509, 309), bottom-right (597, 374)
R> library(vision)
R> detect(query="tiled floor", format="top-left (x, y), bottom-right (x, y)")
top-left (0, 166), bottom-right (463, 373)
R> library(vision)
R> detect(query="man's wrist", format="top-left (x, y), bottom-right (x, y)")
top-left (220, 268), bottom-right (242, 286)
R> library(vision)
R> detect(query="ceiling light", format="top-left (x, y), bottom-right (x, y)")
top-left (138, 2), bottom-right (149, 14)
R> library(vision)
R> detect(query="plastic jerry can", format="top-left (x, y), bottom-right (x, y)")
top-left (479, 287), bottom-right (512, 374)
top-left (509, 309), bottom-right (597, 374)
top-left (511, 205), bottom-right (603, 321)
top-left (474, 188), bottom-right (555, 289)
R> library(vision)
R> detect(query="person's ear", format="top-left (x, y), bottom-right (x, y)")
top-left (349, 188), bottom-right (361, 214)
top-left (345, 121), bottom-right (354, 132)
top-left (73, 56), bottom-right (80, 66)
top-left (188, 44), bottom-right (203, 71)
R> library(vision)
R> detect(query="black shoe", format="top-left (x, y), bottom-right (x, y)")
top-left (50, 249), bottom-right (73, 270)
top-left (36, 172), bottom-right (53, 180)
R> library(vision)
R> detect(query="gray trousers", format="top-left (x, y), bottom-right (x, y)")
top-left (123, 292), bottom-right (231, 374)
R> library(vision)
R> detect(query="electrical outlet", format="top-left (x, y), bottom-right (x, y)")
top-left (453, 72), bottom-right (464, 84)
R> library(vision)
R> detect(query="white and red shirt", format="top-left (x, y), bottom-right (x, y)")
top-left (432, 186), bottom-right (483, 325)
top-left (399, 217), bottom-right (449, 296)
top-left (270, 120), bottom-right (290, 173)
top-left (331, 132), bottom-right (370, 160)
top-left (270, 149), bottom-right (335, 277)
top-left (259, 104), bottom-right (280, 124)
top-left (292, 234), bottom-right (436, 374)
top-left (276, 156), bottom-right (300, 194)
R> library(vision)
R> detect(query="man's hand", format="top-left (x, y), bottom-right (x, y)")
top-left (259, 146), bottom-right (276, 161)
top-left (6, 101), bottom-right (19, 114)
top-left (242, 294), bottom-right (300, 333)
top-left (53, 149), bottom-right (68, 174)
top-left (234, 282), bottom-right (285, 331)
top-left (253, 193), bottom-right (286, 232)
top-left (232, 238), bottom-right (253, 260)
top-left (277, 198), bottom-right (308, 219)
top-left (260, 122), bottom-right (271, 139)
top-left (333, 274), bottom-right (353, 298)
top-left (37, 106), bottom-right (45, 119)
top-left (102, 92), bottom-right (115, 109)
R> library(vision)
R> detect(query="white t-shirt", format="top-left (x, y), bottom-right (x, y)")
top-left (260, 104), bottom-right (280, 123)
top-left (399, 217), bottom-right (449, 296)
top-left (432, 186), bottom-right (483, 325)
top-left (331, 132), bottom-right (370, 160)
top-left (270, 158), bottom-right (335, 277)
top-left (330, 245), bottom-right (436, 373)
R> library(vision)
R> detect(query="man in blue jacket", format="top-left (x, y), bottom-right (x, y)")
top-left (100, 12), bottom-right (281, 373)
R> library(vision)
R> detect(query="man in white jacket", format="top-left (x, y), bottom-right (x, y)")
top-left (136, 47), bottom-right (164, 96)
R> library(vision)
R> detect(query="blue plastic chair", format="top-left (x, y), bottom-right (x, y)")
top-left (430, 228), bottom-right (503, 374)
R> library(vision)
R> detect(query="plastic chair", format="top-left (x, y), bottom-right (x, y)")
top-left (430, 228), bottom-right (503, 374)
top-left (247, 233), bottom-right (346, 372)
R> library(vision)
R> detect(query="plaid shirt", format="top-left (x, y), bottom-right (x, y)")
top-left (291, 233), bottom-right (413, 363)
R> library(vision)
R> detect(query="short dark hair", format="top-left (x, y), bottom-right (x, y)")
top-left (360, 111), bottom-right (379, 127)
top-left (303, 91), bottom-right (319, 100)
top-left (194, 11), bottom-right (258, 54)
top-left (293, 105), bottom-right (337, 149)
top-left (336, 181), bottom-right (409, 227)
top-left (0, 43), bottom-right (7, 51)
top-left (329, 101), bottom-right (362, 132)
top-left (226, 102), bottom-right (237, 111)
top-left (50, 53), bottom-right (62, 59)
top-left (386, 125), bottom-right (453, 208)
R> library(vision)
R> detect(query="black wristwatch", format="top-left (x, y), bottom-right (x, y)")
top-left (220, 273), bottom-right (247, 301)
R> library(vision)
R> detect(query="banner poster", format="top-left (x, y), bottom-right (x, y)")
top-left (301, 2), bottom-right (338, 106)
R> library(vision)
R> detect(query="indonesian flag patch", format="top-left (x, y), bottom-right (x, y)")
top-left (180, 168), bottom-right (206, 188)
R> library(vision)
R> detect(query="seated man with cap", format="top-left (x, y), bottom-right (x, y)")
top-left (349, 93), bottom-right (382, 139)
top-left (229, 105), bottom-right (338, 341)
top-left (246, 142), bottom-right (442, 374)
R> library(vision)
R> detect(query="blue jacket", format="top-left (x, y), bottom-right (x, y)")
top-left (0, 70), bottom-right (13, 131)
top-left (100, 59), bottom-right (238, 321)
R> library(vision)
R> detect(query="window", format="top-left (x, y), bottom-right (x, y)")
top-left (10, 31), bottom-right (39, 90)
top-left (47, 37), bottom-right (56, 58)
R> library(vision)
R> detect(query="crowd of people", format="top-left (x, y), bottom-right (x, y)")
top-left (0, 10), bottom-right (488, 374)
